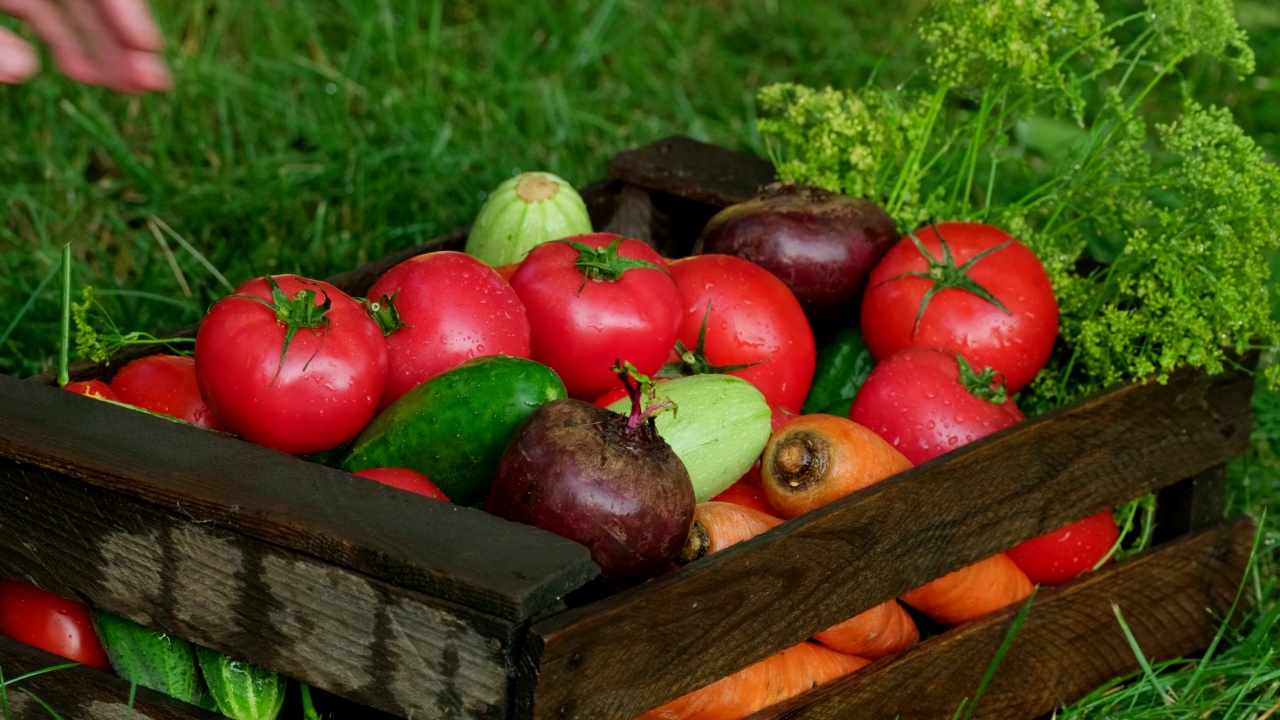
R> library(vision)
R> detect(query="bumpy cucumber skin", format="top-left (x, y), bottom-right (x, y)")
top-left (343, 356), bottom-right (567, 506)
top-left (196, 646), bottom-right (287, 720)
top-left (465, 172), bottom-right (593, 266)
top-left (91, 611), bottom-right (201, 704)
top-left (606, 375), bottom-right (771, 502)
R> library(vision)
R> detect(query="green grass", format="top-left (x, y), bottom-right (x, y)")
top-left (2, 0), bottom-right (1280, 718)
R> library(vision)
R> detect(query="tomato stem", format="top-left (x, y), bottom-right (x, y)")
top-left (559, 236), bottom-right (669, 289)
top-left (360, 291), bottom-right (409, 336)
top-left (230, 275), bottom-right (332, 386)
top-left (882, 224), bottom-right (1013, 337)
top-left (657, 302), bottom-right (765, 378)
top-left (956, 354), bottom-right (1008, 404)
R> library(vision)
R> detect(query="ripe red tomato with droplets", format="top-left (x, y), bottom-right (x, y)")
top-left (195, 275), bottom-right (387, 455)
top-left (860, 222), bottom-right (1058, 392)
top-left (510, 233), bottom-right (681, 399)
top-left (711, 481), bottom-right (772, 514)
top-left (1006, 511), bottom-right (1120, 585)
top-left (352, 468), bottom-right (451, 502)
top-left (0, 579), bottom-right (111, 672)
top-left (63, 380), bottom-right (118, 402)
top-left (850, 348), bottom-right (1024, 465)
top-left (109, 355), bottom-right (226, 430)
top-left (667, 255), bottom-right (816, 413)
top-left (368, 251), bottom-right (530, 409)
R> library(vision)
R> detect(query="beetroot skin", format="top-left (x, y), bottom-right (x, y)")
top-left (487, 398), bottom-right (695, 583)
top-left (693, 185), bottom-right (898, 330)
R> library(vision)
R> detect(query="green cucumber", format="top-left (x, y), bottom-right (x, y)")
top-left (91, 611), bottom-right (202, 704)
top-left (605, 374), bottom-right (771, 502)
top-left (343, 356), bottom-right (567, 505)
top-left (802, 327), bottom-right (876, 417)
top-left (195, 646), bottom-right (286, 720)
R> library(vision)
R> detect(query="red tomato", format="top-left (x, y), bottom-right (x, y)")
top-left (850, 348), bottom-right (1024, 465)
top-left (1006, 511), bottom-right (1120, 585)
top-left (711, 481), bottom-right (773, 514)
top-left (668, 255), bottom-right (816, 413)
top-left (109, 355), bottom-right (227, 431)
top-left (195, 275), bottom-right (388, 455)
top-left (860, 222), bottom-right (1058, 392)
top-left (63, 380), bottom-right (118, 402)
top-left (0, 579), bottom-right (111, 672)
top-left (368, 252), bottom-right (531, 408)
top-left (493, 263), bottom-right (520, 283)
top-left (352, 468), bottom-right (451, 502)
top-left (510, 233), bottom-right (681, 399)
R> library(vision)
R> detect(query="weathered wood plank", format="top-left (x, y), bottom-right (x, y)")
top-left (608, 135), bottom-right (776, 207)
top-left (518, 363), bottom-right (1255, 720)
top-left (0, 636), bottom-right (221, 720)
top-left (0, 456), bottom-right (516, 718)
top-left (0, 375), bottom-right (597, 622)
top-left (746, 516), bottom-right (1255, 720)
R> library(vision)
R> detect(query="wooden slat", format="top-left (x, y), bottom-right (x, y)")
top-left (746, 516), bottom-right (1255, 720)
top-left (0, 375), bottom-right (597, 622)
top-left (0, 636), bottom-right (221, 720)
top-left (608, 135), bottom-right (776, 207)
top-left (0, 457), bottom-right (514, 719)
top-left (518, 363), bottom-right (1255, 720)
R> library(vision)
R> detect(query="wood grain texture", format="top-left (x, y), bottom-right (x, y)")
top-left (608, 135), bottom-right (777, 207)
top-left (518, 363), bottom-right (1255, 720)
top-left (0, 456), bottom-right (514, 718)
top-left (746, 516), bottom-right (1255, 720)
top-left (0, 374), bottom-right (597, 622)
top-left (0, 636), bottom-right (223, 720)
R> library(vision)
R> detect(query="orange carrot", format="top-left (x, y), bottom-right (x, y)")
top-left (899, 552), bottom-right (1034, 626)
top-left (636, 642), bottom-right (869, 720)
top-left (761, 414), bottom-right (912, 519)
top-left (677, 502), bottom-right (783, 565)
top-left (813, 600), bottom-right (919, 660)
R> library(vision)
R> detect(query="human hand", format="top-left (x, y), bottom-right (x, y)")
top-left (0, 0), bottom-right (170, 92)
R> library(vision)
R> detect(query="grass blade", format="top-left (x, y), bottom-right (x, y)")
top-left (19, 690), bottom-right (65, 720)
top-left (957, 588), bottom-right (1038, 720)
top-left (1113, 603), bottom-right (1176, 704)
top-left (0, 257), bottom-right (58, 354)
top-left (57, 244), bottom-right (71, 387)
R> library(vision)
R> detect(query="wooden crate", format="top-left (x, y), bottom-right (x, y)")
top-left (0, 137), bottom-right (1256, 720)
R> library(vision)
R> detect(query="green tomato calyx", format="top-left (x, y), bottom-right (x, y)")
top-left (360, 291), bottom-right (409, 337)
top-left (886, 224), bottom-right (1012, 337)
top-left (956, 353), bottom-right (1008, 405)
top-left (560, 236), bottom-right (669, 285)
top-left (657, 302), bottom-right (765, 379)
top-left (232, 275), bottom-right (331, 386)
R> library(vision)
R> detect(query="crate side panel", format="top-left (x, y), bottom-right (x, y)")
top-left (521, 363), bottom-right (1254, 720)
top-left (0, 374), bottom-right (597, 621)
top-left (747, 516), bottom-right (1254, 720)
top-left (0, 457), bottom-right (514, 719)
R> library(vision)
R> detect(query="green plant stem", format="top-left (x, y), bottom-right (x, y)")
top-left (58, 244), bottom-right (71, 387)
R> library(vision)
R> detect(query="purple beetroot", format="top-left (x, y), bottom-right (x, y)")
top-left (486, 368), bottom-right (695, 583)
top-left (693, 184), bottom-right (898, 332)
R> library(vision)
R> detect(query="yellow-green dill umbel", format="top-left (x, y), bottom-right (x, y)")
top-left (757, 0), bottom-right (1279, 410)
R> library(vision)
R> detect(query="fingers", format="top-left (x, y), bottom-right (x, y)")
top-left (0, 26), bottom-right (39, 83)
top-left (0, 0), bottom-right (102, 84)
top-left (0, 0), bottom-right (168, 91)
top-left (94, 0), bottom-right (162, 51)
